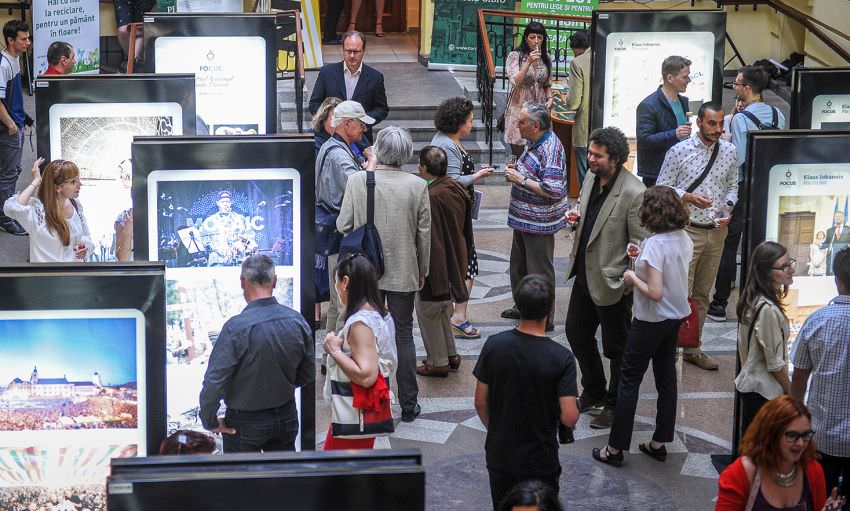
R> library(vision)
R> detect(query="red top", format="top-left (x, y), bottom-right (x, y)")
top-left (716, 457), bottom-right (826, 510)
top-left (43, 66), bottom-right (62, 75)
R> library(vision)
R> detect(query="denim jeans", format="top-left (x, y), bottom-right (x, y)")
top-left (0, 129), bottom-right (24, 223)
top-left (222, 401), bottom-right (299, 453)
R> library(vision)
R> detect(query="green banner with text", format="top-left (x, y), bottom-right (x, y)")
top-left (519, 0), bottom-right (595, 74)
top-left (430, 0), bottom-right (513, 67)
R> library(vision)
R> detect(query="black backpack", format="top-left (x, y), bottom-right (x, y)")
top-left (338, 171), bottom-right (385, 278)
top-left (739, 107), bottom-right (779, 130)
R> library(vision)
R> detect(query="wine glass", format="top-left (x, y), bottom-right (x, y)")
top-left (73, 236), bottom-right (87, 261)
top-left (565, 203), bottom-right (580, 240)
top-left (626, 242), bottom-right (640, 270)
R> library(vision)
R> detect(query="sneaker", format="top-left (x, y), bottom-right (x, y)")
top-left (706, 304), bottom-right (727, 322)
top-left (589, 408), bottom-right (614, 429)
top-left (577, 396), bottom-right (604, 416)
top-left (1, 220), bottom-right (26, 236)
top-left (500, 307), bottom-right (521, 320)
top-left (683, 351), bottom-right (719, 371)
top-left (401, 404), bottom-right (421, 423)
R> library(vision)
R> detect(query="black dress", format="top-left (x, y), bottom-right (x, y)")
top-left (460, 151), bottom-right (479, 281)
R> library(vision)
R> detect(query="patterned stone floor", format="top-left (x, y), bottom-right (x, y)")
top-left (315, 185), bottom-right (741, 510)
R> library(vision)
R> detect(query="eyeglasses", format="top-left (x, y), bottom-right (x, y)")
top-left (771, 259), bottom-right (797, 271)
top-left (783, 429), bottom-right (815, 443)
top-left (724, 81), bottom-right (746, 88)
top-left (343, 49), bottom-right (364, 55)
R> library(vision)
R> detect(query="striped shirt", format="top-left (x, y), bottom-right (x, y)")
top-left (508, 130), bottom-right (567, 234)
top-left (790, 295), bottom-right (850, 457)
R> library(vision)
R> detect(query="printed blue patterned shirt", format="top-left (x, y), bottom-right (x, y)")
top-left (507, 130), bottom-right (567, 234)
top-left (790, 295), bottom-right (850, 457)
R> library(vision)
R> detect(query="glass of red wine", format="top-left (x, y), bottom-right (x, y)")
top-left (626, 242), bottom-right (640, 270)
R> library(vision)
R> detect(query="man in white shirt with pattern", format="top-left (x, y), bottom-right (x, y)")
top-left (656, 101), bottom-right (738, 371)
top-left (791, 247), bottom-right (850, 503)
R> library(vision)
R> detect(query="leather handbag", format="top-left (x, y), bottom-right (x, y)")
top-left (338, 171), bottom-right (385, 278)
top-left (677, 298), bottom-right (700, 348)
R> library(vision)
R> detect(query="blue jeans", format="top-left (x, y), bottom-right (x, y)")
top-left (222, 401), bottom-right (299, 453)
top-left (0, 129), bottom-right (24, 223)
top-left (574, 146), bottom-right (588, 185)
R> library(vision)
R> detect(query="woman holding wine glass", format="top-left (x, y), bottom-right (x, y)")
top-left (2, 158), bottom-right (93, 262)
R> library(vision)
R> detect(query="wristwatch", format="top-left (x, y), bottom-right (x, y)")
top-left (520, 176), bottom-right (528, 188)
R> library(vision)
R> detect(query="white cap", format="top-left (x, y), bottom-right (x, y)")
top-left (332, 100), bottom-right (375, 127)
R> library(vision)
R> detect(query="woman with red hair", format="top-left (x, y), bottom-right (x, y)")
top-left (716, 395), bottom-right (845, 510)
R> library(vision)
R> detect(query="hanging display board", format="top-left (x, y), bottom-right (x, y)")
top-left (589, 10), bottom-right (725, 138)
top-left (746, 130), bottom-right (850, 340)
top-left (790, 67), bottom-right (850, 130)
top-left (34, 74), bottom-right (196, 261)
top-left (32, 0), bottom-right (100, 75)
top-left (131, 135), bottom-right (316, 449)
top-left (144, 13), bottom-right (278, 135)
top-left (0, 263), bottom-right (166, 510)
top-left (428, 0), bottom-right (513, 70)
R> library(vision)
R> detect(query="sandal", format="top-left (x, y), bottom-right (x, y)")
top-left (591, 446), bottom-right (623, 467)
top-left (638, 442), bottom-right (667, 462)
top-left (375, 22), bottom-right (384, 37)
top-left (451, 320), bottom-right (481, 339)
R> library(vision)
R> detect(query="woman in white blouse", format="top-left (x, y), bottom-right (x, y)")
top-left (735, 241), bottom-right (794, 437)
top-left (3, 158), bottom-right (93, 262)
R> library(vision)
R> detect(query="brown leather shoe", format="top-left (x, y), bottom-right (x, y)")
top-left (416, 362), bottom-right (450, 377)
top-left (448, 355), bottom-right (461, 372)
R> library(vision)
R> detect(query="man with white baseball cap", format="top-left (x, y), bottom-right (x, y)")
top-left (316, 100), bottom-right (378, 334)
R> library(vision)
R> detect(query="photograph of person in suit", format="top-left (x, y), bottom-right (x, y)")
top-left (308, 31), bottom-right (389, 145)
top-left (821, 210), bottom-right (850, 276)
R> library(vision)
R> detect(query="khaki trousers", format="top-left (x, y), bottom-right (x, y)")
top-left (414, 295), bottom-right (457, 367)
top-left (684, 224), bottom-right (728, 354)
top-left (509, 230), bottom-right (556, 326)
top-left (326, 253), bottom-right (344, 333)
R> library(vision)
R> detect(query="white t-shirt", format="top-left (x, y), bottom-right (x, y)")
top-left (632, 230), bottom-right (693, 322)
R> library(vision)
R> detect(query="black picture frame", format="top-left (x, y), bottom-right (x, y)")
top-left (130, 134), bottom-right (316, 448)
top-left (790, 67), bottom-right (850, 129)
top-left (34, 74), bottom-right (197, 161)
top-left (0, 262), bottom-right (168, 456)
top-left (589, 9), bottom-right (726, 136)
top-left (143, 13), bottom-right (278, 135)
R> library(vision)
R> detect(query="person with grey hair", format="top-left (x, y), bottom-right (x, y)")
top-left (635, 55), bottom-right (692, 187)
top-left (338, 125), bottom-right (431, 422)
top-left (500, 102), bottom-right (567, 332)
top-left (199, 254), bottom-right (314, 453)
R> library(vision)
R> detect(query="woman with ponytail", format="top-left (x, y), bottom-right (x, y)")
top-left (3, 158), bottom-right (93, 262)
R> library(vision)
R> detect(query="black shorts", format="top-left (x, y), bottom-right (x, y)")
top-left (114, 0), bottom-right (155, 27)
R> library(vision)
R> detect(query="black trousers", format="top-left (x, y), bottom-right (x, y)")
top-left (738, 391), bottom-right (768, 441)
top-left (487, 466), bottom-right (560, 511)
top-left (819, 451), bottom-right (850, 510)
top-left (608, 318), bottom-right (681, 451)
top-left (641, 176), bottom-right (657, 188)
top-left (323, 0), bottom-right (344, 40)
top-left (565, 277), bottom-right (632, 408)
top-left (711, 183), bottom-right (745, 308)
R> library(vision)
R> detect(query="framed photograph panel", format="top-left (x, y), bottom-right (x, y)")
top-left (790, 67), bottom-right (850, 129)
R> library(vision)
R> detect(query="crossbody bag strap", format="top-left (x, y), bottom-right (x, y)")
top-left (366, 170), bottom-right (375, 226)
top-left (746, 302), bottom-right (769, 354)
top-left (685, 142), bottom-right (721, 194)
top-left (744, 466), bottom-right (761, 511)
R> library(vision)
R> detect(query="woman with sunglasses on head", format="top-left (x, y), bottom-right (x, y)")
top-left (3, 158), bottom-right (93, 262)
top-left (716, 395), bottom-right (846, 510)
top-left (735, 241), bottom-right (794, 437)
top-left (322, 253), bottom-right (397, 449)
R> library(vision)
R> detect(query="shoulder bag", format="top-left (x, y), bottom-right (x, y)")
top-left (338, 171), bottom-right (385, 277)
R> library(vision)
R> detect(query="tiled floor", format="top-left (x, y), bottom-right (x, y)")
top-left (320, 31), bottom-right (420, 65)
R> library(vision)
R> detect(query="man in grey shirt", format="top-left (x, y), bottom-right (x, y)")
top-left (199, 254), bottom-right (313, 452)
top-left (316, 100), bottom-right (377, 333)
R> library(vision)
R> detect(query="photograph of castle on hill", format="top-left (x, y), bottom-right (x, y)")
top-left (0, 313), bottom-right (142, 433)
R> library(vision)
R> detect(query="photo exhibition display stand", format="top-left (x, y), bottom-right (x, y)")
top-left (34, 74), bottom-right (197, 261)
top-left (130, 135), bottom-right (316, 449)
top-left (0, 263), bottom-right (167, 502)
top-left (589, 9), bottom-right (725, 171)
top-left (143, 13), bottom-right (279, 135)
top-left (719, 130), bottom-right (850, 469)
top-left (790, 67), bottom-right (850, 129)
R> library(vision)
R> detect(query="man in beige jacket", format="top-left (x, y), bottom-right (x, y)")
top-left (337, 126), bottom-right (431, 423)
top-left (564, 126), bottom-right (647, 430)
top-left (567, 30), bottom-right (591, 184)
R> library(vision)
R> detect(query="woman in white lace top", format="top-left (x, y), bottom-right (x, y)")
top-left (3, 158), bottom-right (93, 262)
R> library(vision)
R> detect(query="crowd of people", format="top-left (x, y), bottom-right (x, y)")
top-left (0, 485), bottom-right (106, 511)
top-left (0, 397), bottom-right (137, 431)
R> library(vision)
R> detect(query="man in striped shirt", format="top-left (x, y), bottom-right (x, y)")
top-left (501, 103), bottom-right (568, 331)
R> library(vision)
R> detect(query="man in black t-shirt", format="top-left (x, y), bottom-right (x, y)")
top-left (473, 274), bottom-right (579, 510)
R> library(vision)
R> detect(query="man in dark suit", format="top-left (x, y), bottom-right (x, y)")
top-left (822, 211), bottom-right (850, 276)
top-left (309, 31), bottom-right (389, 144)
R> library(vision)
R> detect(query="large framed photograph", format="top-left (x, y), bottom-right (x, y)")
top-left (144, 14), bottom-right (278, 135)
top-left (0, 263), bottom-right (166, 510)
top-left (35, 75), bottom-right (196, 261)
top-left (790, 67), bottom-right (850, 129)
top-left (132, 136), bottom-right (315, 447)
top-left (747, 131), bottom-right (850, 340)
top-left (590, 10), bottom-right (725, 139)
